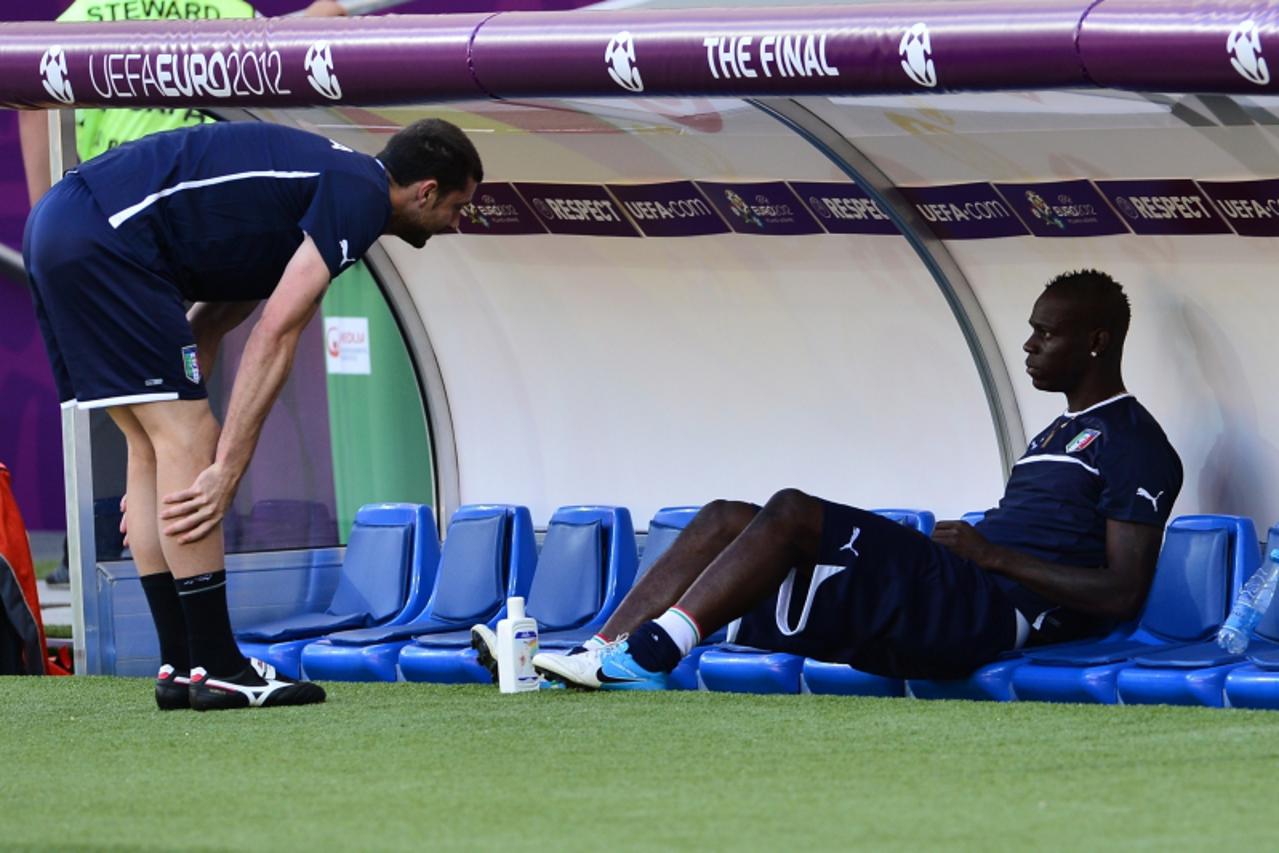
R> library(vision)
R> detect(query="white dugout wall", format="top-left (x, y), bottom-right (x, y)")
top-left (253, 89), bottom-right (1279, 528)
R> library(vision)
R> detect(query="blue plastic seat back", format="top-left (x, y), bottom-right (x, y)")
top-left (1138, 524), bottom-right (1230, 642)
top-left (386, 504), bottom-right (442, 625)
top-left (961, 511), bottom-right (986, 526)
top-left (325, 505), bottom-right (415, 621)
top-left (526, 519), bottom-right (605, 631)
top-left (637, 506), bottom-right (700, 580)
top-left (1252, 525), bottom-right (1279, 643)
top-left (872, 508), bottom-right (936, 536)
top-left (428, 511), bottom-right (508, 623)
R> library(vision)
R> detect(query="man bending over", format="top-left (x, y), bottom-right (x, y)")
top-left (533, 270), bottom-right (1183, 689)
top-left (25, 118), bottom-right (481, 710)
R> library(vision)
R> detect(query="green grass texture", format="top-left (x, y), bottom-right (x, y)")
top-left (3, 677), bottom-right (1279, 852)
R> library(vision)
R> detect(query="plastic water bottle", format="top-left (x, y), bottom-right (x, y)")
top-left (1217, 548), bottom-right (1279, 655)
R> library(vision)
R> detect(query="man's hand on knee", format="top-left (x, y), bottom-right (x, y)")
top-left (161, 463), bottom-right (236, 544)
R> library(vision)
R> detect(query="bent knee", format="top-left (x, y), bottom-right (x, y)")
top-left (698, 498), bottom-right (759, 535)
top-left (761, 488), bottom-right (823, 532)
top-left (763, 488), bottom-right (819, 516)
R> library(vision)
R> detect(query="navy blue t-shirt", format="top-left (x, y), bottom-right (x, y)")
top-left (976, 393), bottom-right (1183, 628)
top-left (74, 122), bottom-right (390, 301)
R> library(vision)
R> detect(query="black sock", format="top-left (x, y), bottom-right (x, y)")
top-left (139, 573), bottom-right (190, 672)
top-left (624, 621), bottom-right (683, 673)
top-left (176, 570), bottom-right (247, 677)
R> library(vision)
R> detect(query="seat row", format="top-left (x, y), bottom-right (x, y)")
top-left (231, 503), bottom-right (1279, 709)
top-left (236, 503), bottom-right (643, 685)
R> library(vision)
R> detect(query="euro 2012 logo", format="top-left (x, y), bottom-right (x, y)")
top-left (463, 195), bottom-right (494, 229)
top-left (724, 189), bottom-right (764, 228)
top-left (1026, 190), bottom-right (1064, 229)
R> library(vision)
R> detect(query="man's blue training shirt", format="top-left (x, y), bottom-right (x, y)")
top-left (976, 392), bottom-right (1184, 624)
top-left (74, 122), bottom-right (390, 300)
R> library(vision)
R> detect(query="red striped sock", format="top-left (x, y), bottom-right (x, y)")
top-left (654, 606), bottom-right (702, 657)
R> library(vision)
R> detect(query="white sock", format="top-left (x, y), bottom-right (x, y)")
top-left (585, 635), bottom-right (607, 650)
top-left (654, 607), bottom-right (702, 657)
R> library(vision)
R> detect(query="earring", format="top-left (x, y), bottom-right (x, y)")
top-left (1090, 351), bottom-right (1098, 358)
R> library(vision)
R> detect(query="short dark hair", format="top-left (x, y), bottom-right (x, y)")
top-left (377, 118), bottom-right (483, 195)
top-left (1043, 268), bottom-right (1131, 345)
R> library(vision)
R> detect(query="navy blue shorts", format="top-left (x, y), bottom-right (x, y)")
top-left (23, 173), bottom-right (207, 409)
top-left (733, 500), bottom-right (1019, 680)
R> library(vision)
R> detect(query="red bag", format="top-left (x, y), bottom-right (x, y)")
top-left (0, 462), bottom-right (58, 675)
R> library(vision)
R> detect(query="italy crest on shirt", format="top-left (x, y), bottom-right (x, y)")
top-left (1065, 428), bottom-right (1101, 453)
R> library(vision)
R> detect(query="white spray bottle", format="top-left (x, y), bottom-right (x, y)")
top-left (496, 596), bottom-right (539, 693)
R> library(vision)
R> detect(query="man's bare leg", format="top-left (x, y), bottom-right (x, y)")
top-left (596, 499), bottom-right (760, 639)
top-left (127, 400), bottom-right (250, 678)
top-left (106, 407), bottom-right (168, 578)
top-left (128, 400), bottom-right (223, 580)
top-left (126, 398), bottom-right (325, 710)
top-left (107, 405), bottom-right (192, 706)
top-left (533, 490), bottom-right (823, 688)
top-left (674, 488), bottom-right (823, 635)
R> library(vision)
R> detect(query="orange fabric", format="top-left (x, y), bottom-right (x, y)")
top-left (0, 463), bottom-right (49, 675)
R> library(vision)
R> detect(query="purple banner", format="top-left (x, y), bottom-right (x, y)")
top-left (473, 5), bottom-right (1088, 100)
top-left (1080, 3), bottom-right (1279, 95)
top-left (0, 4), bottom-right (1093, 108)
top-left (696, 181), bottom-right (821, 235)
top-left (606, 182), bottom-right (728, 237)
top-left (457, 183), bottom-right (546, 236)
top-left (995, 180), bottom-right (1127, 237)
top-left (897, 183), bottom-right (1028, 240)
top-left (1197, 180), bottom-right (1279, 237)
top-left (789, 181), bottom-right (899, 235)
top-left (514, 183), bottom-right (639, 237)
top-left (1095, 180), bottom-right (1231, 235)
top-left (3, 4), bottom-right (1279, 108)
top-left (0, 16), bottom-right (486, 109)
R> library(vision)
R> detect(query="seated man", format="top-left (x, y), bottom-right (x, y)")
top-left (532, 270), bottom-right (1183, 689)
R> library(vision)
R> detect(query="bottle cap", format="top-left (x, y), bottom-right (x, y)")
top-left (507, 596), bottom-right (525, 620)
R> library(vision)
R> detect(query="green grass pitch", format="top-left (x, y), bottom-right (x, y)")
top-left (3, 677), bottom-right (1279, 851)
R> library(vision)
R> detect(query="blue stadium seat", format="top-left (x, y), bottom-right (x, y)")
top-left (397, 505), bottom-right (637, 684)
top-left (906, 654), bottom-right (1026, 702)
top-left (1010, 515), bottom-right (1249, 705)
top-left (236, 503), bottom-right (439, 679)
top-left (1117, 522), bottom-right (1269, 707)
top-left (874, 509), bottom-right (937, 537)
top-left (699, 644), bottom-right (807, 693)
top-left (1219, 526), bottom-right (1279, 709)
top-left (639, 506), bottom-right (701, 580)
top-left (702, 509), bottom-right (936, 695)
top-left (1223, 638), bottom-right (1279, 710)
top-left (299, 505), bottom-right (536, 682)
